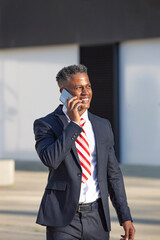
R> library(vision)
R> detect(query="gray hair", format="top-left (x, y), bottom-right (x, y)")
top-left (56, 64), bottom-right (88, 88)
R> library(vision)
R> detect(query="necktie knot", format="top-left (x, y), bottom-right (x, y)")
top-left (80, 118), bottom-right (85, 127)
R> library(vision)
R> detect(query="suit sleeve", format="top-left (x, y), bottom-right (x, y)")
top-left (107, 121), bottom-right (133, 225)
top-left (33, 118), bottom-right (82, 169)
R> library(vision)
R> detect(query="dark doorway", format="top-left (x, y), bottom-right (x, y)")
top-left (80, 44), bottom-right (120, 160)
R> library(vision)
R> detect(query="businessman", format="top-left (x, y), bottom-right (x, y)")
top-left (34, 64), bottom-right (135, 240)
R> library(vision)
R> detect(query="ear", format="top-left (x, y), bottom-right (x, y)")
top-left (60, 88), bottom-right (63, 93)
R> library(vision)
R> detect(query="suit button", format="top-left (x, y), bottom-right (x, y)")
top-left (77, 173), bottom-right (81, 177)
top-left (71, 137), bottom-right (74, 140)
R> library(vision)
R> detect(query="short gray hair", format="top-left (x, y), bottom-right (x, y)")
top-left (56, 64), bottom-right (88, 88)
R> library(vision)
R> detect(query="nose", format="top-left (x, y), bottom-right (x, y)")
top-left (81, 87), bottom-right (88, 95)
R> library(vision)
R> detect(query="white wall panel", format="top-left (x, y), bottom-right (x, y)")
top-left (0, 45), bottom-right (79, 160)
top-left (120, 39), bottom-right (160, 165)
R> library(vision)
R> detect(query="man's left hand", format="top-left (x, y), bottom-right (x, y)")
top-left (120, 220), bottom-right (135, 240)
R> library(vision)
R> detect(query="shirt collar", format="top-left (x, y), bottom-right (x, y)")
top-left (62, 105), bottom-right (89, 122)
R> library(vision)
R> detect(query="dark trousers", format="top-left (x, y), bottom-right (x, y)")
top-left (47, 199), bottom-right (109, 240)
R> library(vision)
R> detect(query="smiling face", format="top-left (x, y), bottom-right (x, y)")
top-left (60, 72), bottom-right (92, 115)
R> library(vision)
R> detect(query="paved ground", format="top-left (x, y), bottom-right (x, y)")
top-left (0, 165), bottom-right (160, 240)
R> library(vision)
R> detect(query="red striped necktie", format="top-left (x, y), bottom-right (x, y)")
top-left (75, 118), bottom-right (91, 183)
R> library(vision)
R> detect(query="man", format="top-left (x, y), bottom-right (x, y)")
top-left (33, 64), bottom-right (135, 240)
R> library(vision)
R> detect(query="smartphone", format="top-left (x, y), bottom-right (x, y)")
top-left (59, 88), bottom-right (74, 107)
top-left (59, 88), bottom-right (81, 111)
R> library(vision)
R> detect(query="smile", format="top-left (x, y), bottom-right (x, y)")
top-left (81, 98), bottom-right (90, 103)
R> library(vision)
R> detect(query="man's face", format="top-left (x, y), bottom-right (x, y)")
top-left (61, 72), bottom-right (92, 112)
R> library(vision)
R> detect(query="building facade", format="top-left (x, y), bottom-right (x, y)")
top-left (0, 0), bottom-right (160, 165)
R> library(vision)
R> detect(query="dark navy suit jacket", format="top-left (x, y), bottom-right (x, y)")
top-left (33, 105), bottom-right (132, 231)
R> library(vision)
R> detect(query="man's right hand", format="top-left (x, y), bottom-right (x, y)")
top-left (66, 96), bottom-right (82, 125)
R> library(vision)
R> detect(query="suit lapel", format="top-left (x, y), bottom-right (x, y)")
top-left (88, 112), bottom-right (104, 181)
top-left (55, 105), bottom-right (81, 167)
top-left (57, 113), bottom-right (69, 129)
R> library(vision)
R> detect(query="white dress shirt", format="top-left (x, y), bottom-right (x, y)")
top-left (62, 105), bottom-right (100, 203)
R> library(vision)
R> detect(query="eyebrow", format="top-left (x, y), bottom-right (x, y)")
top-left (73, 84), bottom-right (82, 87)
top-left (72, 83), bottom-right (91, 87)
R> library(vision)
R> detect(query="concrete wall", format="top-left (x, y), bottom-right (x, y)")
top-left (119, 38), bottom-right (160, 165)
top-left (0, 44), bottom-right (79, 160)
